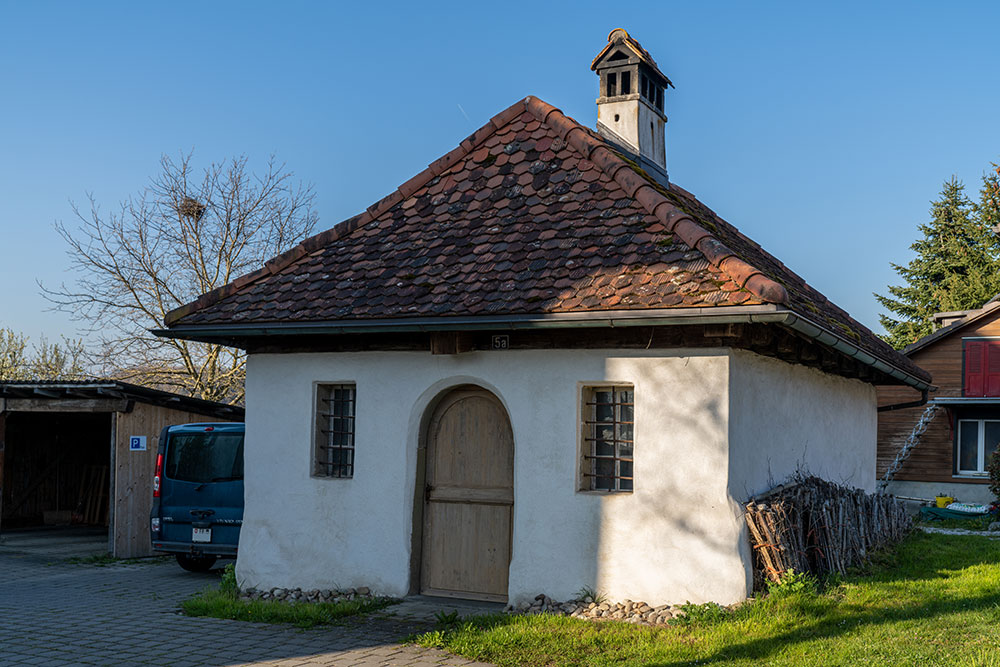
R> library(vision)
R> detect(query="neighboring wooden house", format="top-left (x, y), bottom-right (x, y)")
top-left (161, 30), bottom-right (930, 605)
top-left (0, 381), bottom-right (242, 557)
top-left (878, 300), bottom-right (1000, 504)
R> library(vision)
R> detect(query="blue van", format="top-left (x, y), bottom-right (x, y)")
top-left (149, 423), bottom-right (245, 572)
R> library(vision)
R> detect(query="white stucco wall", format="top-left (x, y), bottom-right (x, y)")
top-left (597, 98), bottom-right (666, 169)
top-left (728, 350), bottom-right (877, 498)
top-left (239, 348), bottom-right (752, 606)
top-left (727, 350), bottom-right (878, 594)
top-left (238, 346), bottom-right (878, 607)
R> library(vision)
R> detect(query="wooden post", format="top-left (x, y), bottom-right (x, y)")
top-left (108, 412), bottom-right (117, 556)
top-left (0, 409), bottom-right (6, 537)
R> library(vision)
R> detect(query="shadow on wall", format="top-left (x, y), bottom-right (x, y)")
top-left (592, 354), bottom-right (745, 605)
top-left (728, 353), bottom-right (876, 503)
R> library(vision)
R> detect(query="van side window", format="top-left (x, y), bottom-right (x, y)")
top-left (314, 383), bottom-right (356, 479)
top-left (165, 432), bottom-right (244, 483)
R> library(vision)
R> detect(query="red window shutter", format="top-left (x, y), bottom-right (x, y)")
top-left (966, 342), bottom-right (987, 396)
top-left (986, 343), bottom-right (1000, 396)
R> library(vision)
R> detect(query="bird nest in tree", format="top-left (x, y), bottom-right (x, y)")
top-left (177, 197), bottom-right (206, 221)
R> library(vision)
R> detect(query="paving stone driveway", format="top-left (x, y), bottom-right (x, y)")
top-left (0, 546), bottom-right (491, 667)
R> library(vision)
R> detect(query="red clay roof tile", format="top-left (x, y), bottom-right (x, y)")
top-left (163, 95), bottom-right (925, 382)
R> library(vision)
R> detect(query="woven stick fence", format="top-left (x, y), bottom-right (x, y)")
top-left (744, 475), bottom-right (911, 588)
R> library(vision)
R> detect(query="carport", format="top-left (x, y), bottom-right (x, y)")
top-left (0, 381), bottom-right (242, 557)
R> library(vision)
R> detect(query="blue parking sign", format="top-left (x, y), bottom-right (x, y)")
top-left (129, 436), bottom-right (147, 451)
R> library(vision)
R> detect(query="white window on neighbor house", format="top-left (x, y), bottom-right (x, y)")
top-left (956, 419), bottom-right (1000, 476)
top-left (581, 385), bottom-right (634, 493)
top-left (314, 383), bottom-right (356, 479)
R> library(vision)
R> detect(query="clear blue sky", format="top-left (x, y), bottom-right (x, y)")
top-left (2, 1), bottom-right (999, 344)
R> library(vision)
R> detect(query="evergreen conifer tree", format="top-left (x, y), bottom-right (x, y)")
top-left (980, 163), bottom-right (1000, 236)
top-left (876, 177), bottom-right (1000, 349)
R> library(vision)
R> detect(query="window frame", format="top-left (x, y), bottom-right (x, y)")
top-left (313, 382), bottom-right (357, 479)
top-left (955, 417), bottom-right (1000, 476)
top-left (579, 383), bottom-right (634, 494)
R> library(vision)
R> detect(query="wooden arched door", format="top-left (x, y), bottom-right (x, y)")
top-left (421, 387), bottom-right (514, 602)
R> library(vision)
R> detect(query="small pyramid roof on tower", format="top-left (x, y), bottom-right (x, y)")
top-left (162, 95), bottom-right (928, 384)
top-left (591, 28), bottom-right (673, 88)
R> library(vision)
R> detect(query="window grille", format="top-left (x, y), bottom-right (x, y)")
top-left (582, 386), bottom-right (634, 492)
top-left (315, 384), bottom-right (356, 478)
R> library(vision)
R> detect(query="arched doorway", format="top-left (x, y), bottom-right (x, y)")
top-left (420, 386), bottom-right (514, 602)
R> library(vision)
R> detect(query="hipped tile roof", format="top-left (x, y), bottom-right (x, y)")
top-left (164, 96), bottom-right (928, 383)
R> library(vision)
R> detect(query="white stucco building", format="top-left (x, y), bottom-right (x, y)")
top-left (161, 30), bottom-right (930, 606)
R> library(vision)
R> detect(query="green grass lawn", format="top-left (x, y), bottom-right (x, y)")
top-left (414, 532), bottom-right (1000, 666)
top-left (916, 514), bottom-right (996, 531)
top-left (182, 565), bottom-right (397, 628)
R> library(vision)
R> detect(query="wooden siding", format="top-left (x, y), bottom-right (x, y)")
top-left (877, 312), bottom-right (1000, 485)
top-left (112, 405), bottom-right (223, 558)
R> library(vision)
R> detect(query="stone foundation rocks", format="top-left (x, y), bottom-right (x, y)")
top-left (508, 594), bottom-right (687, 626)
top-left (237, 587), bottom-right (693, 627)
top-left (239, 586), bottom-right (373, 604)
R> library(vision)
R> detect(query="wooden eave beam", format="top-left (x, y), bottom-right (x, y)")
top-left (2, 398), bottom-right (130, 413)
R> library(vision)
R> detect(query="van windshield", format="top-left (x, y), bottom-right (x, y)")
top-left (165, 432), bottom-right (244, 483)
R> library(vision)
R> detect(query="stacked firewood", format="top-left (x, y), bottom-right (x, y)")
top-left (744, 475), bottom-right (911, 587)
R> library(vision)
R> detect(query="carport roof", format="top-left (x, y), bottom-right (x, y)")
top-left (0, 381), bottom-right (243, 419)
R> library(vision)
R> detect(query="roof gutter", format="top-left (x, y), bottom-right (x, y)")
top-left (156, 305), bottom-right (931, 391)
top-left (771, 311), bottom-right (933, 392)
top-left (156, 305), bottom-right (789, 337)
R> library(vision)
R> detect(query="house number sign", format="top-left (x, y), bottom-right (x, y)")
top-left (492, 335), bottom-right (510, 350)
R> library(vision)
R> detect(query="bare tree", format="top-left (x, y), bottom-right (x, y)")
top-left (30, 335), bottom-right (86, 380)
top-left (0, 328), bottom-right (29, 380)
top-left (0, 327), bottom-right (85, 381)
top-left (44, 153), bottom-right (318, 403)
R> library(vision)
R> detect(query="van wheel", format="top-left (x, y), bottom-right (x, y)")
top-left (176, 554), bottom-right (218, 572)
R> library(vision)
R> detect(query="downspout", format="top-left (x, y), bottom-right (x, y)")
top-left (877, 389), bottom-right (929, 413)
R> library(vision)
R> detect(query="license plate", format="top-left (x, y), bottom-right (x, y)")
top-left (192, 527), bottom-right (211, 543)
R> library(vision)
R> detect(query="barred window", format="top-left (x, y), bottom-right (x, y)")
top-left (314, 384), bottom-right (356, 478)
top-left (581, 386), bottom-right (634, 492)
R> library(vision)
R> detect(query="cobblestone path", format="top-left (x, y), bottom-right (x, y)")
top-left (0, 543), bottom-right (491, 667)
